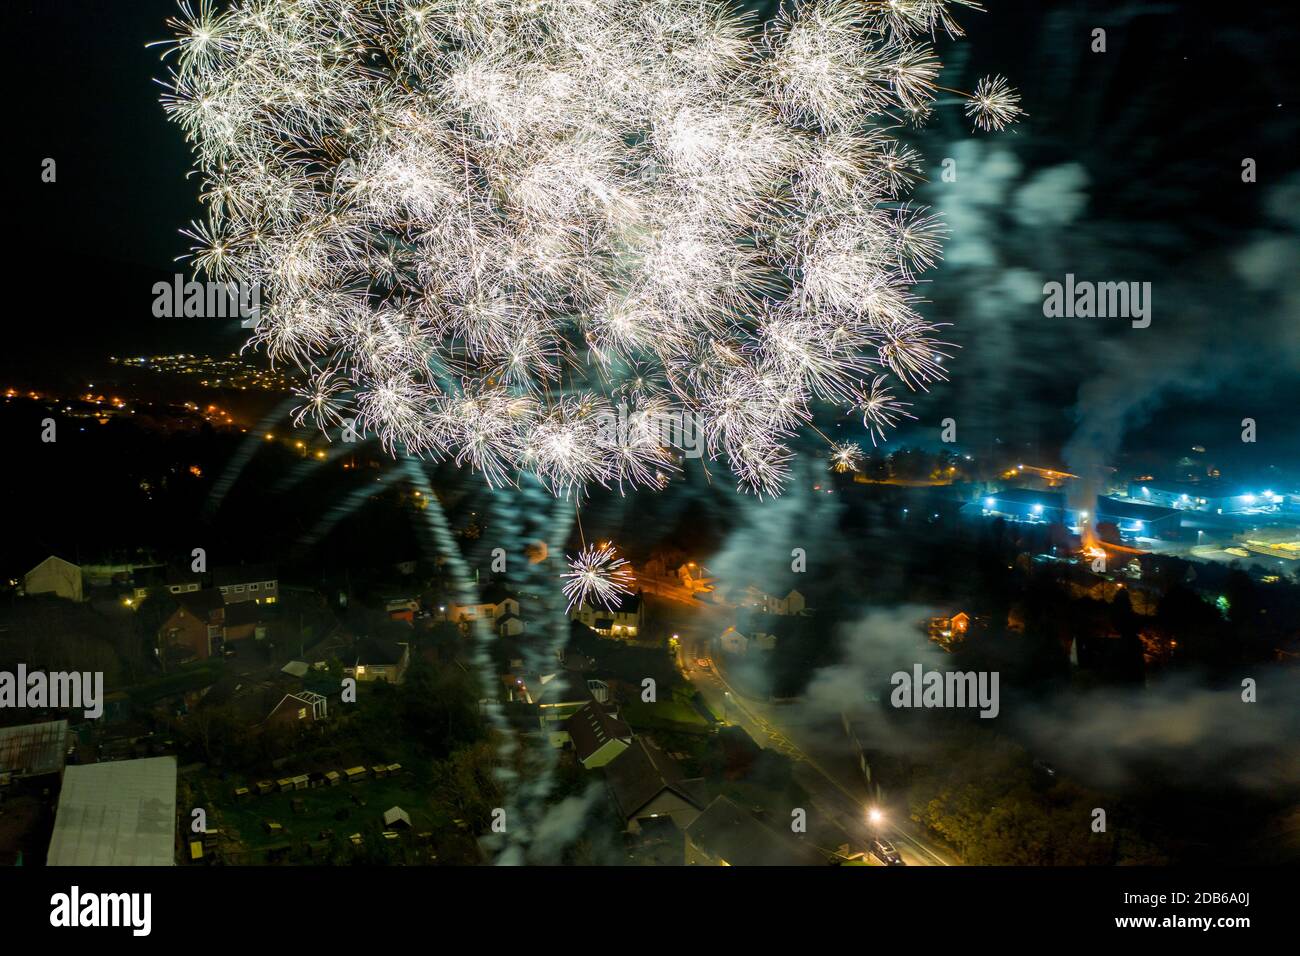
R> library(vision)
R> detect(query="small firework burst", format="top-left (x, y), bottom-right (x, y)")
top-left (562, 542), bottom-right (635, 613)
top-left (965, 75), bottom-right (1024, 132)
top-left (291, 366), bottom-right (352, 432)
top-left (830, 441), bottom-right (863, 473)
top-left (854, 374), bottom-right (916, 445)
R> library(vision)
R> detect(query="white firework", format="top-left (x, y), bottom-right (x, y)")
top-left (291, 366), bottom-right (352, 432)
top-left (854, 374), bottom-right (916, 445)
top-left (966, 75), bottom-right (1025, 132)
top-left (562, 542), bottom-right (635, 613)
top-left (830, 441), bottom-right (863, 473)
top-left (157, 0), bottom-right (1019, 496)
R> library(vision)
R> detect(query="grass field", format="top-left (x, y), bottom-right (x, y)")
top-left (193, 766), bottom-right (455, 856)
top-left (621, 689), bottom-right (712, 733)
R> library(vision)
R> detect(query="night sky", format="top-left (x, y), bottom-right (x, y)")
top-left (9, 0), bottom-right (1300, 471)
top-left (1, 0), bottom-right (1299, 885)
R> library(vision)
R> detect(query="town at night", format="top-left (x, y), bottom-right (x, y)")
top-left (2, 0), bottom-right (1295, 940)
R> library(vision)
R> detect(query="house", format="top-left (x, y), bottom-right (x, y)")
top-left (739, 585), bottom-right (806, 616)
top-left (495, 610), bottom-right (525, 637)
top-left (158, 590), bottom-right (227, 661)
top-left (719, 623), bottom-right (777, 656)
top-left (540, 676), bottom-right (609, 746)
top-left (22, 556), bottom-right (83, 602)
top-left (164, 566), bottom-right (204, 596)
top-left (685, 795), bottom-right (827, 866)
top-left (565, 700), bottom-right (633, 769)
top-left (506, 672), bottom-right (607, 746)
top-left (158, 589), bottom-right (268, 661)
top-left (445, 581), bottom-right (520, 625)
top-left (604, 738), bottom-right (705, 833)
top-left (213, 565), bottom-right (278, 605)
top-left (928, 611), bottom-right (971, 652)
top-left (569, 591), bottom-right (645, 638)
top-left (351, 636), bottom-right (410, 684)
top-left (130, 564), bottom-right (198, 600)
top-left (721, 606), bottom-right (781, 656)
top-left (47, 756), bottom-right (178, 866)
top-left (265, 691), bottom-right (328, 732)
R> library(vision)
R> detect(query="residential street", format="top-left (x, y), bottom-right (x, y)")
top-left (683, 655), bottom-right (959, 867)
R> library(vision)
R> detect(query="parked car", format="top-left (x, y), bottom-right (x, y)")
top-left (870, 839), bottom-right (904, 866)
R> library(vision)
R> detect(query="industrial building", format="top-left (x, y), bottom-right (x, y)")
top-left (1127, 480), bottom-right (1288, 515)
top-left (978, 488), bottom-right (1070, 523)
top-left (1096, 498), bottom-right (1183, 537)
top-left (974, 489), bottom-right (1182, 538)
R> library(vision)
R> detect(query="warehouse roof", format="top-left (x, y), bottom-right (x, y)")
top-left (47, 756), bottom-right (177, 866)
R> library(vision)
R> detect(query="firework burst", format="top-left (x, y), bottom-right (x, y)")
top-left (965, 75), bottom-right (1025, 132)
top-left (854, 374), bottom-right (916, 445)
top-left (830, 441), bottom-right (863, 473)
top-left (562, 542), bottom-right (635, 613)
top-left (157, 0), bottom-right (1019, 496)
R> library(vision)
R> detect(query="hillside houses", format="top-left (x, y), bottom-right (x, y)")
top-left (158, 589), bottom-right (271, 662)
top-left (568, 591), bottom-right (645, 639)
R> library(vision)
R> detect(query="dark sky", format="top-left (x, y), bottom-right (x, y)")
top-left (8, 0), bottom-right (1299, 471)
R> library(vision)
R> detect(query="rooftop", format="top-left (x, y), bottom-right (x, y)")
top-left (686, 795), bottom-right (826, 866)
top-left (213, 564), bottom-right (276, 586)
top-left (605, 738), bottom-right (704, 822)
top-left (566, 701), bottom-right (632, 762)
top-left (0, 719), bottom-right (69, 778)
top-left (47, 756), bottom-right (178, 866)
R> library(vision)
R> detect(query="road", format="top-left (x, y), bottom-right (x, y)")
top-left (682, 655), bottom-right (958, 867)
top-left (634, 569), bottom-right (715, 607)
